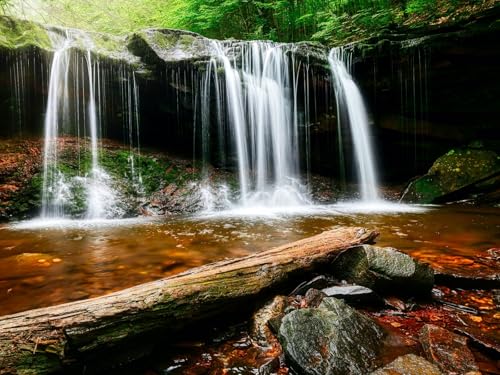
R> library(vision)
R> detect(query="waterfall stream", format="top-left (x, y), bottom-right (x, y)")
top-left (40, 32), bottom-right (134, 220)
top-left (329, 48), bottom-right (380, 201)
top-left (200, 41), bottom-right (311, 209)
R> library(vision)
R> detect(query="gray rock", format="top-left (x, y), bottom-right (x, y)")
top-left (127, 28), bottom-right (213, 66)
top-left (279, 297), bottom-right (384, 375)
top-left (331, 245), bottom-right (434, 295)
top-left (322, 285), bottom-right (379, 304)
top-left (371, 354), bottom-right (442, 375)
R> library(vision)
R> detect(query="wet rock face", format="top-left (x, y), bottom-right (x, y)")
top-left (401, 147), bottom-right (500, 204)
top-left (371, 354), bottom-right (442, 375)
top-left (279, 297), bottom-right (384, 375)
top-left (331, 245), bottom-right (434, 295)
top-left (419, 324), bottom-right (480, 375)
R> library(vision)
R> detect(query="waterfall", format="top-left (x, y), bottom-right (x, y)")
top-left (41, 36), bottom-right (72, 218)
top-left (84, 50), bottom-right (117, 219)
top-left (40, 32), bottom-right (124, 219)
top-left (203, 41), bottom-right (310, 207)
top-left (328, 48), bottom-right (379, 201)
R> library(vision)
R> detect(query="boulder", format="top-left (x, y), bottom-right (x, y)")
top-left (371, 354), bottom-right (442, 375)
top-left (419, 324), bottom-right (480, 375)
top-left (127, 28), bottom-right (213, 67)
top-left (401, 148), bottom-right (500, 204)
top-left (331, 245), bottom-right (434, 295)
top-left (279, 297), bottom-right (384, 375)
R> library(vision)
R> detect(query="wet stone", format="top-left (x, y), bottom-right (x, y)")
top-left (289, 275), bottom-right (330, 296)
top-left (251, 295), bottom-right (287, 347)
top-left (279, 297), bottom-right (384, 375)
top-left (331, 245), bottom-right (434, 295)
top-left (420, 324), bottom-right (480, 375)
top-left (258, 357), bottom-right (280, 375)
top-left (383, 296), bottom-right (407, 311)
top-left (300, 288), bottom-right (325, 308)
top-left (322, 284), bottom-right (379, 304)
top-left (454, 327), bottom-right (500, 355)
top-left (371, 354), bottom-right (443, 375)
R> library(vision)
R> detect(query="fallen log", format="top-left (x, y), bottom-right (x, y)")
top-left (0, 226), bottom-right (377, 374)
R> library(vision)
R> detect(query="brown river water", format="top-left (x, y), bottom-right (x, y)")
top-left (0, 203), bottom-right (498, 316)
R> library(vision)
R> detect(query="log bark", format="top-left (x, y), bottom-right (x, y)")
top-left (0, 227), bottom-right (378, 374)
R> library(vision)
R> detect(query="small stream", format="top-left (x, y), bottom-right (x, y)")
top-left (1, 204), bottom-right (498, 316)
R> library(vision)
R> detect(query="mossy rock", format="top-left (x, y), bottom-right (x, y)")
top-left (0, 16), bottom-right (51, 50)
top-left (402, 147), bottom-right (500, 204)
top-left (331, 245), bottom-right (434, 295)
top-left (127, 28), bottom-right (212, 66)
top-left (279, 297), bottom-right (384, 375)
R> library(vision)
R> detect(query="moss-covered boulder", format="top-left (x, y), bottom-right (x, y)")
top-left (127, 28), bottom-right (212, 67)
top-left (331, 245), bottom-right (434, 295)
top-left (401, 147), bottom-right (500, 204)
top-left (0, 16), bottom-right (51, 50)
top-left (279, 297), bottom-right (384, 375)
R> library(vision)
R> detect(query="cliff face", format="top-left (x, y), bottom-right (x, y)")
top-left (345, 4), bottom-right (500, 181)
top-left (1, 6), bottom-right (499, 186)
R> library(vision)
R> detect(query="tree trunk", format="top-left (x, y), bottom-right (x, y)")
top-left (0, 227), bottom-right (378, 374)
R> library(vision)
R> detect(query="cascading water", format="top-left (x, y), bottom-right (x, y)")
top-left (41, 35), bottom-right (72, 218)
top-left (202, 41), bottom-right (310, 208)
top-left (40, 31), bottom-right (123, 219)
top-left (84, 50), bottom-right (118, 219)
top-left (328, 47), bottom-right (379, 201)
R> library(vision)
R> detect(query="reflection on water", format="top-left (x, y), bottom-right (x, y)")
top-left (0, 205), bottom-right (499, 316)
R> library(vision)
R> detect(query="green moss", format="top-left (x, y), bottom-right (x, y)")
top-left (412, 176), bottom-right (444, 204)
top-left (403, 147), bottom-right (500, 204)
top-left (91, 33), bottom-right (124, 55)
top-left (0, 16), bottom-right (51, 50)
top-left (150, 31), bottom-right (176, 50)
top-left (13, 350), bottom-right (62, 375)
top-left (178, 34), bottom-right (196, 48)
top-left (7, 174), bottom-right (43, 219)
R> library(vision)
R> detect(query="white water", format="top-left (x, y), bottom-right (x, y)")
top-left (329, 48), bottom-right (379, 201)
top-left (41, 32), bottom-right (118, 219)
top-left (41, 35), bottom-right (72, 218)
top-left (207, 41), bottom-right (310, 208)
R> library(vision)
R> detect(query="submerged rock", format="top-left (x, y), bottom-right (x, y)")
top-left (331, 245), bottom-right (434, 295)
top-left (419, 324), bottom-right (480, 375)
top-left (371, 354), bottom-right (442, 375)
top-left (454, 327), bottom-right (500, 356)
top-left (401, 147), bottom-right (500, 204)
top-left (279, 297), bottom-right (384, 375)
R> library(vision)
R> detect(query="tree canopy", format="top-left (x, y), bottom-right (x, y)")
top-left (2, 0), bottom-right (494, 44)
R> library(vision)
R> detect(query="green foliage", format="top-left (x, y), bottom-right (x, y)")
top-left (406, 0), bottom-right (438, 14)
top-left (5, 0), bottom-right (493, 44)
top-left (100, 149), bottom-right (180, 195)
